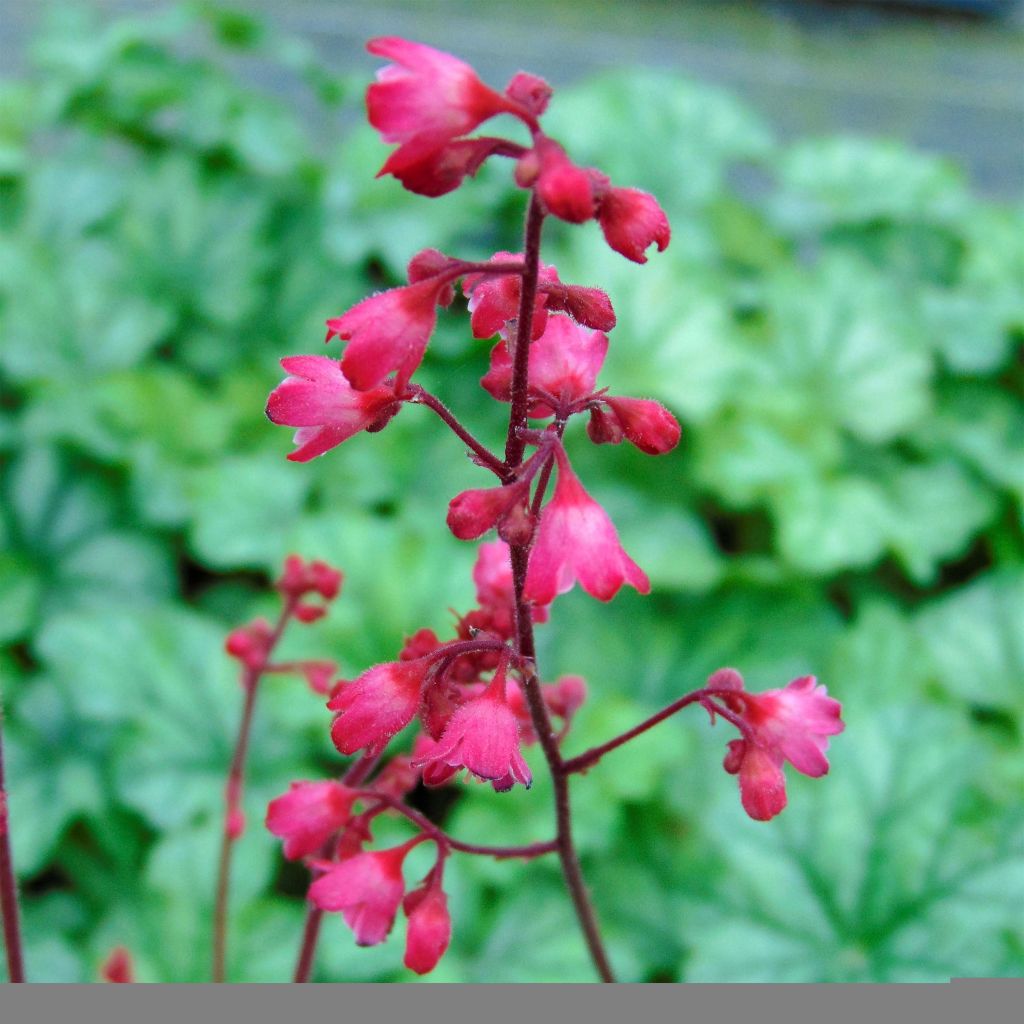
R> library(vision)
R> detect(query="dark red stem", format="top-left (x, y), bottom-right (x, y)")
top-left (408, 386), bottom-right (509, 480)
top-left (0, 687), bottom-right (26, 983)
top-left (213, 599), bottom-right (295, 983)
top-left (505, 194), bottom-right (617, 983)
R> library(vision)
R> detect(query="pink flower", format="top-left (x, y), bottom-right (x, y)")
top-left (718, 673), bottom-right (845, 822)
top-left (542, 282), bottom-right (616, 333)
top-left (378, 136), bottom-right (509, 197)
top-left (524, 446), bottom-right (650, 604)
top-left (414, 659), bottom-right (532, 791)
top-left (367, 38), bottom-right (525, 155)
top-left (481, 314), bottom-right (608, 418)
top-left (224, 618), bottom-right (273, 669)
top-left (266, 356), bottom-right (400, 462)
top-left (308, 843), bottom-right (414, 946)
top-left (277, 554), bottom-right (344, 601)
top-left (403, 882), bottom-right (452, 975)
top-left (265, 780), bottom-right (356, 860)
top-left (462, 251), bottom-right (557, 341)
top-left (328, 659), bottom-right (429, 756)
top-left (590, 396), bottom-right (680, 455)
top-left (597, 186), bottom-right (671, 263)
top-left (504, 71), bottom-right (552, 117)
top-left (470, 540), bottom-right (548, 636)
top-left (325, 277), bottom-right (450, 393)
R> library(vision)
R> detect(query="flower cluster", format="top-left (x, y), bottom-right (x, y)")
top-left (254, 37), bottom-right (843, 982)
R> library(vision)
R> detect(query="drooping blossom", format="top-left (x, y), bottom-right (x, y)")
top-left (224, 618), bottom-right (274, 670)
top-left (714, 671), bottom-right (845, 822)
top-left (378, 136), bottom-right (512, 197)
top-left (325, 276), bottom-right (451, 393)
top-left (524, 445), bottom-right (649, 604)
top-left (403, 878), bottom-right (452, 975)
top-left (308, 841), bottom-right (417, 946)
top-left (367, 38), bottom-right (527, 157)
top-left (542, 282), bottom-right (616, 333)
top-left (266, 356), bottom-right (400, 461)
top-left (328, 659), bottom-right (430, 756)
top-left (414, 657), bottom-right (532, 791)
top-left (266, 780), bottom-right (356, 860)
top-left (596, 186), bottom-right (671, 264)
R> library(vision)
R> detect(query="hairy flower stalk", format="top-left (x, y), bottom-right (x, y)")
top-left (0, 687), bottom-right (26, 983)
top-left (260, 36), bottom-right (843, 984)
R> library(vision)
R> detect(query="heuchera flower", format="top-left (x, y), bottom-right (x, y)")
top-left (308, 842), bottom-right (414, 946)
top-left (277, 554), bottom-right (344, 601)
top-left (471, 540), bottom-right (548, 636)
top-left (717, 672), bottom-right (845, 822)
top-left (378, 136), bottom-right (510, 197)
top-left (266, 356), bottom-right (399, 462)
top-left (266, 780), bottom-right (356, 860)
top-left (525, 137), bottom-right (596, 223)
top-left (367, 38), bottom-right (525, 156)
top-left (446, 479), bottom-right (531, 541)
top-left (524, 446), bottom-right (649, 604)
top-left (414, 658), bottom-right (532, 791)
top-left (325, 276), bottom-right (451, 393)
top-left (597, 186), bottom-right (671, 264)
top-left (462, 251), bottom-right (556, 341)
top-left (481, 314), bottom-right (607, 417)
top-left (328, 659), bottom-right (430, 756)
top-left (403, 881), bottom-right (452, 975)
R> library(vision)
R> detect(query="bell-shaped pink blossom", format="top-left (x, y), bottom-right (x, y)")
top-left (594, 396), bottom-right (681, 455)
top-left (527, 137), bottom-right (596, 223)
top-left (308, 842), bottom-right (415, 946)
top-left (367, 38), bottom-right (525, 156)
top-left (326, 277), bottom-right (451, 392)
top-left (481, 314), bottom-right (608, 418)
top-left (718, 673), bottom-right (845, 822)
top-left (524, 447), bottom-right (649, 604)
top-left (462, 252), bottom-right (557, 341)
top-left (413, 659), bottom-right (532, 791)
top-left (597, 186), bottom-right (671, 263)
top-left (403, 881), bottom-right (452, 975)
top-left (266, 356), bottom-right (400, 462)
top-left (328, 659), bottom-right (429, 756)
top-left (446, 479), bottom-right (531, 541)
top-left (266, 780), bottom-right (356, 860)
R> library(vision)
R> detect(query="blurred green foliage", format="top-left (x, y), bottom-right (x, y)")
top-left (1, 4), bottom-right (1022, 983)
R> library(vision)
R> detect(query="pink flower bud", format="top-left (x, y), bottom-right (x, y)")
top-left (266, 356), bottom-right (400, 461)
top-left (446, 479), bottom-right (531, 540)
top-left (602, 396), bottom-right (681, 455)
top-left (586, 405), bottom-right (625, 446)
top-left (716, 673), bottom-right (845, 822)
top-left (597, 186), bottom-right (671, 263)
top-left (308, 843), bottom-right (413, 946)
top-left (400, 628), bottom-right (442, 660)
top-left (543, 283), bottom-right (617, 332)
top-left (328, 659), bottom-right (430, 756)
top-left (403, 884), bottom-right (452, 975)
top-left (266, 780), bottom-right (356, 860)
top-left (224, 619), bottom-right (274, 669)
top-left (504, 71), bottom-right (552, 117)
top-left (524, 447), bottom-right (649, 604)
top-left (325, 277), bottom-right (450, 393)
top-left (532, 137), bottom-right (596, 223)
top-left (294, 603), bottom-right (327, 624)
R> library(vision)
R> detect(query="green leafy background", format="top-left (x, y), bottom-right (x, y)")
top-left (1, 5), bottom-right (1022, 983)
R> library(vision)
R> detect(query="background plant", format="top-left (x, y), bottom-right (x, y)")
top-left (1, 4), bottom-right (1022, 983)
